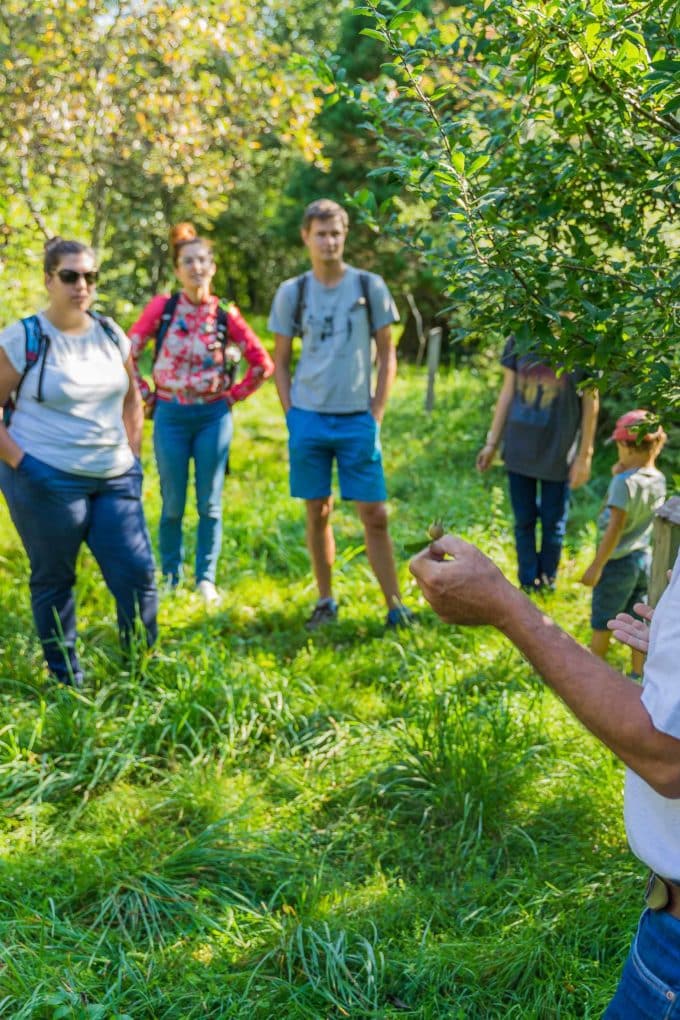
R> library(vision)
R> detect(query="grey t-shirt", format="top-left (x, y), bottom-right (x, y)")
top-left (268, 266), bottom-right (399, 413)
top-left (599, 466), bottom-right (666, 559)
top-left (1, 312), bottom-right (134, 478)
top-left (501, 337), bottom-right (586, 482)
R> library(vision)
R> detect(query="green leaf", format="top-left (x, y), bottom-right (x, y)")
top-left (468, 154), bottom-right (490, 174)
top-left (661, 94), bottom-right (680, 114)
top-left (650, 59), bottom-right (680, 72)
top-left (360, 28), bottom-right (386, 41)
top-left (451, 151), bottom-right (465, 174)
top-left (389, 10), bottom-right (417, 30)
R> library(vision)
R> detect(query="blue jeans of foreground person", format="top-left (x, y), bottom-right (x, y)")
top-left (0, 454), bottom-right (158, 687)
top-left (507, 471), bottom-right (571, 587)
top-left (605, 909), bottom-right (680, 1017)
top-left (153, 399), bottom-right (233, 585)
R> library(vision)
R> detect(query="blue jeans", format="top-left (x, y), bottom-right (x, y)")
top-left (0, 453), bottom-right (158, 686)
top-left (507, 471), bottom-right (571, 586)
top-left (605, 909), bottom-right (680, 1017)
top-left (153, 400), bottom-right (233, 584)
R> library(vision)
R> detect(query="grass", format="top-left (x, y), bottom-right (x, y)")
top-left (0, 360), bottom-right (677, 1018)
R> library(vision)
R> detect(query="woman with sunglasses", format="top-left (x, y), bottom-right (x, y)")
top-left (129, 223), bottom-right (273, 604)
top-left (0, 237), bottom-right (158, 688)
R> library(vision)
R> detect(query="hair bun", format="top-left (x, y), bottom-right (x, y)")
top-left (169, 222), bottom-right (197, 250)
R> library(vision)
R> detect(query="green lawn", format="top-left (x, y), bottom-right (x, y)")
top-left (0, 363), bottom-right (665, 1018)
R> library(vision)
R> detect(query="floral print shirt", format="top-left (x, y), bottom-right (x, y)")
top-left (129, 292), bottom-right (273, 405)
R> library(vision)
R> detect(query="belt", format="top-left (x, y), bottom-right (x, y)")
top-left (645, 872), bottom-right (680, 919)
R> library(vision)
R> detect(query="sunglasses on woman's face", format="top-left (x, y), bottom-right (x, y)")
top-left (54, 268), bottom-right (99, 286)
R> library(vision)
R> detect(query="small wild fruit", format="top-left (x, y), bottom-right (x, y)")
top-left (427, 520), bottom-right (444, 540)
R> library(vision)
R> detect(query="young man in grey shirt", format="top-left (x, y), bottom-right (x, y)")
top-left (269, 199), bottom-right (413, 629)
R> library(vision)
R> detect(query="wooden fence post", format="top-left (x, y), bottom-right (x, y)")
top-left (649, 496), bottom-right (680, 607)
top-left (424, 327), bottom-right (442, 412)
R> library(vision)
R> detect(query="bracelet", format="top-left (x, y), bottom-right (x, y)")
top-left (485, 431), bottom-right (499, 447)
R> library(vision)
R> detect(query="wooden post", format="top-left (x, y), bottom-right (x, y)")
top-left (424, 327), bottom-right (442, 412)
top-left (405, 291), bottom-right (426, 367)
top-left (649, 496), bottom-right (680, 607)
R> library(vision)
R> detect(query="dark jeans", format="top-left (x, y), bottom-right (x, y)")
top-left (604, 909), bottom-right (680, 1018)
top-left (0, 453), bottom-right (158, 686)
top-left (507, 471), bottom-right (571, 587)
top-left (153, 400), bottom-right (232, 585)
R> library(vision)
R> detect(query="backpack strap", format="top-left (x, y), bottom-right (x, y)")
top-left (358, 272), bottom-right (375, 337)
top-left (291, 271), bottom-right (376, 340)
top-left (214, 303), bottom-right (237, 387)
top-left (88, 310), bottom-right (121, 349)
top-left (3, 316), bottom-right (49, 425)
top-left (153, 292), bottom-right (181, 363)
top-left (291, 272), bottom-right (309, 340)
top-left (17, 316), bottom-right (49, 404)
top-left (215, 303), bottom-right (230, 345)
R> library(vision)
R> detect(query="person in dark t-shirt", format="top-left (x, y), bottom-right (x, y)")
top-left (476, 337), bottom-right (598, 591)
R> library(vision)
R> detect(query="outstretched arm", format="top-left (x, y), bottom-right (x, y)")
top-left (410, 536), bottom-right (680, 798)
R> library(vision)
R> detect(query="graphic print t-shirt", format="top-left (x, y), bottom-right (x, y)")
top-left (500, 336), bottom-right (585, 482)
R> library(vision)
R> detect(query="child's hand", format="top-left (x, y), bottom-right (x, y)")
top-left (580, 563), bottom-right (601, 587)
top-left (607, 605), bottom-right (653, 655)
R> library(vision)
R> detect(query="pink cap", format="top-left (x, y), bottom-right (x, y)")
top-left (610, 409), bottom-right (665, 444)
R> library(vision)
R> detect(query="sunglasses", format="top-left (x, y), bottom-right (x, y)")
top-left (54, 268), bottom-right (99, 285)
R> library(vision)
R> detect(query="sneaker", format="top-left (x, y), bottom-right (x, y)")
top-left (197, 579), bottom-right (221, 606)
top-left (305, 598), bottom-right (338, 630)
top-left (386, 604), bottom-right (416, 629)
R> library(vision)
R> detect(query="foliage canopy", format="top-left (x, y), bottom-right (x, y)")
top-left (342, 0), bottom-right (679, 410)
top-left (0, 0), bottom-right (328, 317)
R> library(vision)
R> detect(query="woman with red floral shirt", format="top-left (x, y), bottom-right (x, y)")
top-left (130, 223), bottom-right (273, 604)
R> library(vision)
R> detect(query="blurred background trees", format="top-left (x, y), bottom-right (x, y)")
top-left (0, 0), bottom-right (677, 411)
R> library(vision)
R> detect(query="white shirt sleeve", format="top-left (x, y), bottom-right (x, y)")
top-left (0, 320), bottom-right (31, 374)
top-left (641, 557), bottom-right (680, 739)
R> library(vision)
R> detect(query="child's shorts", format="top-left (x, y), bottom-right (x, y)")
top-left (591, 549), bottom-right (651, 630)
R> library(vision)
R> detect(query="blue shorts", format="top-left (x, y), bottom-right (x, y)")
top-left (286, 407), bottom-right (387, 502)
top-left (591, 549), bottom-right (651, 630)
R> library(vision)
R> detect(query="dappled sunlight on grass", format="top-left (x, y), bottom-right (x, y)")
top-left (1, 366), bottom-right (674, 1016)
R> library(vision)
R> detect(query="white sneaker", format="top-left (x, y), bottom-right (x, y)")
top-left (197, 580), bottom-right (221, 606)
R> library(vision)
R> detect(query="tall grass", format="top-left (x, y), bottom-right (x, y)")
top-left (0, 363), bottom-right (676, 1017)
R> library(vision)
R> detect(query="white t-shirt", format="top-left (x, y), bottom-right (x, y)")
top-left (1, 312), bottom-right (134, 478)
top-left (624, 553), bottom-right (680, 879)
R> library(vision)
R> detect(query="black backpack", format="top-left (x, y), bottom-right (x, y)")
top-left (290, 271), bottom-right (375, 340)
top-left (153, 293), bottom-right (238, 388)
top-left (3, 312), bottom-right (120, 426)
